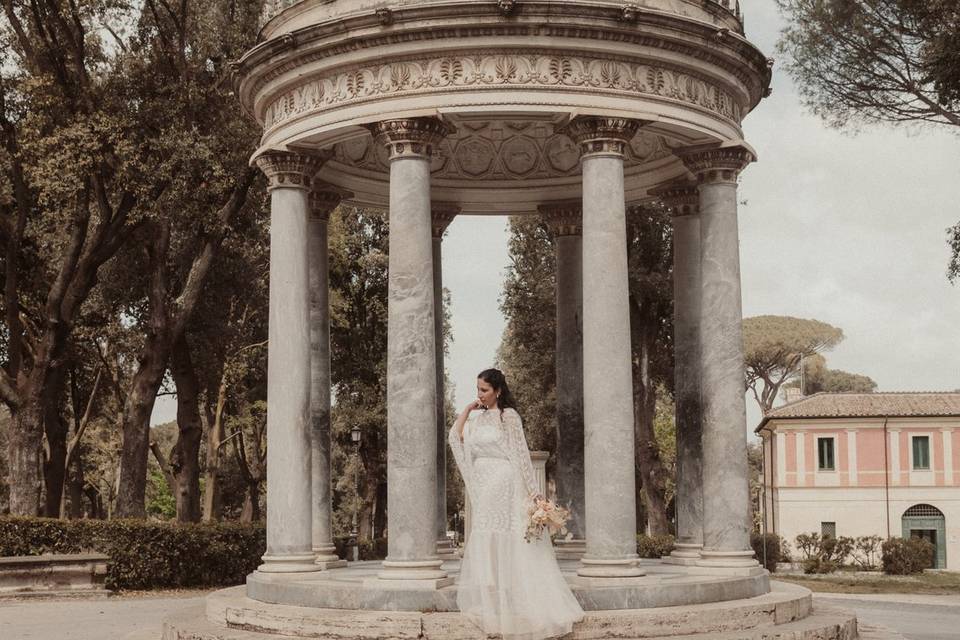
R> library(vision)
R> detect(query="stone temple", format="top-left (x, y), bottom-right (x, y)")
top-left (163, 1), bottom-right (876, 638)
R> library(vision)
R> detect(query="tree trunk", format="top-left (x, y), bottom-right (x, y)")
top-left (240, 482), bottom-right (261, 522)
top-left (42, 367), bottom-right (68, 517)
top-left (169, 334), bottom-right (202, 523)
top-left (114, 335), bottom-right (168, 518)
top-left (202, 373), bottom-right (228, 522)
top-left (8, 398), bottom-right (45, 516)
top-left (633, 305), bottom-right (671, 536)
top-left (359, 435), bottom-right (382, 542)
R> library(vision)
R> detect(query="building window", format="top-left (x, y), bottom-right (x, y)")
top-left (821, 522), bottom-right (836, 538)
top-left (817, 437), bottom-right (835, 471)
top-left (912, 436), bottom-right (931, 470)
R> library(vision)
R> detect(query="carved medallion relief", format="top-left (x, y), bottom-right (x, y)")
top-left (331, 119), bottom-right (675, 181)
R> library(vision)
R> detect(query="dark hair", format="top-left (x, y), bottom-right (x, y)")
top-left (477, 368), bottom-right (519, 418)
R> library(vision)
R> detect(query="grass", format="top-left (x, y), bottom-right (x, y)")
top-left (774, 570), bottom-right (960, 594)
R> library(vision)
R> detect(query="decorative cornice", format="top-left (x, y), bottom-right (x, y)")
top-left (650, 181), bottom-right (699, 216)
top-left (677, 144), bottom-right (754, 184)
top-left (262, 51), bottom-right (742, 132)
top-left (369, 118), bottom-right (452, 160)
top-left (431, 203), bottom-right (460, 237)
top-left (561, 116), bottom-right (642, 158)
top-left (255, 151), bottom-right (330, 191)
top-left (310, 183), bottom-right (353, 221)
top-left (538, 201), bottom-right (582, 236)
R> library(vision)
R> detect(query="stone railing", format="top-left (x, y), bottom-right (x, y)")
top-left (0, 553), bottom-right (110, 598)
top-left (260, 0), bottom-right (743, 30)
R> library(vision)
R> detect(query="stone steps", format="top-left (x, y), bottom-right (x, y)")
top-left (160, 582), bottom-right (888, 640)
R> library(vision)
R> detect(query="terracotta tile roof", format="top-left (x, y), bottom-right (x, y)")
top-left (756, 392), bottom-right (960, 432)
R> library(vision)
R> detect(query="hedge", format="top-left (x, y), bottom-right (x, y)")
top-left (0, 517), bottom-right (264, 590)
top-left (881, 536), bottom-right (934, 575)
top-left (637, 534), bottom-right (675, 558)
top-left (750, 532), bottom-right (784, 572)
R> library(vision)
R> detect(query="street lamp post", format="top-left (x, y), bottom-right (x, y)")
top-left (350, 425), bottom-right (362, 562)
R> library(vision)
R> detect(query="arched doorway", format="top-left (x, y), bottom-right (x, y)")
top-left (902, 504), bottom-right (946, 569)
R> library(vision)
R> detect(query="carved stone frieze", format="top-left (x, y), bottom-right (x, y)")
top-left (677, 144), bottom-right (754, 183)
top-left (256, 151), bottom-right (330, 191)
top-left (370, 118), bottom-right (452, 160)
top-left (332, 119), bottom-right (673, 182)
top-left (650, 182), bottom-right (700, 217)
top-left (539, 201), bottom-right (582, 236)
top-left (263, 51), bottom-right (741, 131)
top-left (562, 117), bottom-right (641, 158)
top-left (431, 203), bottom-right (460, 238)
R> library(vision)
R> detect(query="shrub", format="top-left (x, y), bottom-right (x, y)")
top-left (333, 536), bottom-right (388, 561)
top-left (750, 533), bottom-right (784, 572)
top-left (0, 517), bottom-right (265, 590)
top-left (637, 534), bottom-right (675, 558)
top-left (851, 535), bottom-right (883, 571)
top-left (881, 537), bottom-right (934, 575)
top-left (802, 557), bottom-right (837, 574)
top-left (793, 532), bottom-right (851, 573)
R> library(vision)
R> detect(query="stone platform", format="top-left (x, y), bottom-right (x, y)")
top-left (246, 559), bottom-right (769, 613)
top-left (160, 559), bottom-right (895, 639)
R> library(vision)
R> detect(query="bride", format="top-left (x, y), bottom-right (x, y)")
top-left (448, 368), bottom-right (584, 640)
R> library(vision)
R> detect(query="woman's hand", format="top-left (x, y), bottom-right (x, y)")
top-left (462, 399), bottom-right (484, 414)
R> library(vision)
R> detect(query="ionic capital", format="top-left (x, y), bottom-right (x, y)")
top-left (370, 117), bottom-right (452, 160)
top-left (310, 183), bottom-right (353, 221)
top-left (538, 201), bottom-right (582, 237)
top-left (677, 143), bottom-right (755, 184)
top-left (561, 116), bottom-right (642, 158)
top-left (431, 203), bottom-right (460, 238)
top-left (255, 150), bottom-right (330, 191)
top-left (650, 181), bottom-right (700, 217)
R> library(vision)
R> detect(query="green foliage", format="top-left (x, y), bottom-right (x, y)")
top-left (743, 316), bottom-right (844, 412)
top-left (751, 533), bottom-right (785, 572)
top-left (949, 222), bottom-right (960, 284)
top-left (788, 353), bottom-right (877, 395)
top-left (145, 468), bottom-right (176, 519)
top-left (882, 536), bottom-right (935, 575)
top-left (0, 517), bottom-right (265, 590)
top-left (794, 532), bottom-right (854, 573)
top-left (777, 0), bottom-right (960, 129)
top-left (851, 535), bottom-right (884, 570)
top-left (636, 533), bottom-right (675, 558)
top-left (497, 216), bottom-right (557, 452)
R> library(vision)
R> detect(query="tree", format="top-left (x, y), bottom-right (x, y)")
top-left (776, 1), bottom-right (960, 280)
top-left (626, 206), bottom-right (674, 536)
top-left (743, 316), bottom-right (844, 413)
top-left (786, 353), bottom-right (878, 396)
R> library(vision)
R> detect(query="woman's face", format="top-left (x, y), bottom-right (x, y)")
top-left (477, 378), bottom-right (498, 409)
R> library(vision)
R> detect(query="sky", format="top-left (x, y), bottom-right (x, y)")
top-left (152, 1), bottom-right (960, 433)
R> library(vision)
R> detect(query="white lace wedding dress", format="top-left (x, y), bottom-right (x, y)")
top-left (448, 407), bottom-right (584, 640)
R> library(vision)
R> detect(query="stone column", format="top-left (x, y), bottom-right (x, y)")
top-left (371, 118), bottom-right (452, 586)
top-left (255, 151), bottom-right (328, 574)
top-left (679, 144), bottom-right (760, 571)
top-left (309, 184), bottom-right (350, 570)
top-left (655, 183), bottom-right (704, 566)
top-left (432, 203), bottom-right (458, 559)
top-left (539, 201), bottom-right (586, 551)
top-left (565, 117), bottom-right (644, 579)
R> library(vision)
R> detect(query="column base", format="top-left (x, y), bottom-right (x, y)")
top-left (577, 555), bottom-right (645, 578)
top-left (553, 538), bottom-right (587, 560)
top-left (377, 559), bottom-right (450, 585)
top-left (435, 539), bottom-right (458, 558)
top-left (257, 553), bottom-right (322, 573)
top-left (313, 543), bottom-right (347, 569)
top-left (691, 549), bottom-right (763, 576)
top-left (662, 542), bottom-right (703, 566)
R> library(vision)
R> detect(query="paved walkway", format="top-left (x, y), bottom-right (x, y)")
top-left (0, 593), bottom-right (206, 640)
top-left (814, 593), bottom-right (960, 640)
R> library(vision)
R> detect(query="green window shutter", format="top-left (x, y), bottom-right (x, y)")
top-left (817, 437), bottom-right (835, 470)
top-left (912, 436), bottom-right (930, 470)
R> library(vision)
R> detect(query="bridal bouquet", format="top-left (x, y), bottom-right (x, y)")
top-left (524, 496), bottom-right (571, 543)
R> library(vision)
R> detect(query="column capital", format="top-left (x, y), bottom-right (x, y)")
top-left (561, 116), bottom-right (642, 158)
top-left (677, 143), bottom-right (755, 184)
top-left (256, 150), bottom-right (331, 191)
top-left (538, 201), bottom-right (582, 236)
top-left (431, 202), bottom-right (459, 238)
top-left (310, 183), bottom-right (353, 221)
top-left (650, 181), bottom-right (700, 217)
top-left (370, 117), bottom-right (453, 161)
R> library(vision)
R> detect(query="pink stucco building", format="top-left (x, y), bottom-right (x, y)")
top-left (756, 392), bottom-right (960, 570)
